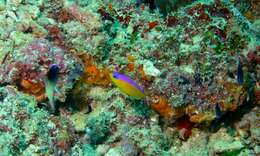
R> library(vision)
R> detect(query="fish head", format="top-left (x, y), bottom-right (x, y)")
top-left (47, 64), bottom-right (60, 82)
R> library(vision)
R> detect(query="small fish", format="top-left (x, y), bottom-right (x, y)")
top-left (109, 71), bottom-right (145, 99)
top-left (237, 60), bottom-right (243, 85)
top-left (45, 64), bottom-right (60, 112)
top-left (215, 103), bottom-right (222, 119)
top-left (47, 64), bottom-right (60, 82)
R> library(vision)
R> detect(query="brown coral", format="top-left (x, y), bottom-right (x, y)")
top-left (126, 55), bottom-right (135, 72)
top-left (150, 95), bottom-right (184, 118)
top-left (20, 79), bottom-right (46, 102)
top-left (78, 53), bottom-right (111, 86)
top-left (255, 81), bottom-right (260, 105)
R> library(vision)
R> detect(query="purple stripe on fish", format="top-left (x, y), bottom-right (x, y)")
top-left (112, 71), bottom-right (144, 93)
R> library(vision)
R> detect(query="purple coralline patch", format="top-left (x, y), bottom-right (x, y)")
top-left (0, 38), bottom-right (83, 102)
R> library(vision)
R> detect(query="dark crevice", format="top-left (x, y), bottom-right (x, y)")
top-left (209, 95), bottom-right (256, 133)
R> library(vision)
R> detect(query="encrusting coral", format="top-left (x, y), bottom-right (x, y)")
top-left (0, 38), bottom-right (83, 103)
top-left (0, 0), bottom-right (259, 155)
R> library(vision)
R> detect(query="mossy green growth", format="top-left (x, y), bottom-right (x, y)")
top-left (0, 86), bottom-right (51, 155)
top-left (227, 31), bottom-right (249, 51)
top-left (82, 144), bottom-right (96, 156)
top-left (126, 125), bottom-right (171, 156)
top-left (131, 99), bottom-right (152, 117)
top-left (169, 94), bottom-right (186, 108)
top-left (0, 0), bottom-right (5, 11)
top-left (209, 134), bottom-right (244, 156)
top-left (0, 134), bottom-right (13, 156)
top-left (85, 112), bottom-right (115, 145)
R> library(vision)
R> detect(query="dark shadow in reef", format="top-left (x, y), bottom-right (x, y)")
top-left (209, 85), bottom-right (256, 133)
top-left (137, 0), bottom-right (195, 16)
top-left (38, 100), bottom-right (62, 115)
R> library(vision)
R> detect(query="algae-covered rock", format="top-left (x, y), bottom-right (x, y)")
top-left (0, 0), bottom-right (5, 11)
top-left (69, 112), bottom-right (88, 132)
top-left (0, 38), bottom-right (83, 102)
top-left (125, 125), bottom-right (171, 155)
top-left (0, 86), bottom-right (51, 155)
top-left (209, 129), bottom-right (244, 155)
top-left (96, 144), bottom-right (110, 156)
top-left (143, 60), bottom-right (161, 77)
top-left (82, 144), bottom-right (96, 156)
top-left (174, 130), bottom-right (209, 156)
top-left (85, 112), bottom-right (116, 145)
top-left (0, 0), bottom-right (258, 155)
top-left (105, 147), bottom-right (123, 156)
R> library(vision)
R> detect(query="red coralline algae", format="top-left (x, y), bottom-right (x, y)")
top-left (176, 116), bottom-right (194, 139)
top-left (46, 25), bottom-right (66, 48)
top-left (208, 1), bottom-right (231, 19)
top-left (56, 10), bottom-right (74, 23)
top-left (0, 124), bottom-right (12, 133)
top-left (148, 21), bottom-right (159, 29)
top-left (166, 16), bottom-right (178, 27)
top-left (98, 7), bottom-right (114, 21)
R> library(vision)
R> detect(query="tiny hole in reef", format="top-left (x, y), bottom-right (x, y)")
top-left (23, 27), bottom-right (33, 33)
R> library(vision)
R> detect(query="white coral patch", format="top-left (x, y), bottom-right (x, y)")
top-left (143, 60), bottom-right (161, 77)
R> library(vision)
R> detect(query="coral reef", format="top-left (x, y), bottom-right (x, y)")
top-left (0, 38), bottom-right (83, 103)
top-left (0, 86), bottom-right (74, 155)
top-left (0, 0), bottom-right (259, 155)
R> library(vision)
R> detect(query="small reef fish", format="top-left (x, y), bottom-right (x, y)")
top-left (47, 63), bottom-right (60, 82)
top-left (45, 64), bottom-right (60, 112)
top-left (109, 71), bottom-right (145, 99)
top-left (237, 60), bottom-right (243, 85)
top-left (215, 103), bottom-right (222, 119)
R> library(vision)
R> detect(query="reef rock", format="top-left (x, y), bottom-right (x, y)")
top-left (0, 38), bottom-right (83, 102)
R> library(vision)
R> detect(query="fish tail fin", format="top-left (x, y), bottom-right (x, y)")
top-left (45, 80), bottom-right (56, 112)
top-left (49, 97), bottom-right (55, 112)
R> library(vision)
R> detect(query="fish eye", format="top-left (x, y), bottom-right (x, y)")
top-left (113, 74), bottom-right (118, 78)
top-left (112, 72), bottom-right (119, 79)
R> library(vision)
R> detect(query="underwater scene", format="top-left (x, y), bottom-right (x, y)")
top-left (0, 0), bottom-right (259, 155)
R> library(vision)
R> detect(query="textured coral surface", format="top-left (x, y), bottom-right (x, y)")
top-left (0, 0), bottom-right (259, 155)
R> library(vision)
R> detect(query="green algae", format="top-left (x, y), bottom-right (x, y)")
top-left (85, 112), bottom-right (115, 145)
top-left (0, 86), bottom-right (51, 155)
top-left (126, 125), bottom-right (171, 156)
top-left (82, 144), bottom-right (96, 156)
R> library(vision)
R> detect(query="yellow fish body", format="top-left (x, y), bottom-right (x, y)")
top-left (109, 72), bottom-right (145, 99)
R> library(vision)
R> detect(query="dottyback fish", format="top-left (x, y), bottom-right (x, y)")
top-left (109, 71), bottom-right (145, 99)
